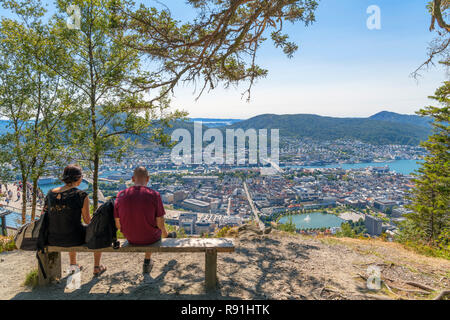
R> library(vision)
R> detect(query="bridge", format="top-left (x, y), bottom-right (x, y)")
top-left (83, 177), bottom-right (106, 203)
top-left (260, 158), bottom-right (284, 174)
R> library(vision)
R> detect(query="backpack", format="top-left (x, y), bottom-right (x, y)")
top-left (14, 210), bottom-right (49, 279)
top-left (85, 197), bottom-right (120, 249)
top-left (14, 212), bottom-right (48, 252)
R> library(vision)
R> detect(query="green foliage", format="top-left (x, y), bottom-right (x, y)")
top-left (165, 223), bottom-right (187, 238)
top-left (0, 1), bottom-right (75, 222)
top-left (215, 226), bottom-right (232, 238)
top-left (45, 0), bottom-right (186, 210)
top-left (0, 236), bottom-right (16, 253)
top-left (396, 219), bottom-right (450, 259)
top-left (116, 229), bottom-right (125, 239)
top-left (226, 114), bottom-right (430, 145)
top-left (345, 219), bottom-right (368, 235)
top-left (118, 0), bottom-right (319, 102)
top-left (336, 223), bottom-right (356, 238)
top-left (278, 216), bottom-right (297, 233)
top-left (404, 80), bottom-right (449, 246)
top-left (23, 268), bottom-right (38, 288)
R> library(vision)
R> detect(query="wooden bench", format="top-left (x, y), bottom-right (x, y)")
top-left (37, 238), bottom-right (235, 291)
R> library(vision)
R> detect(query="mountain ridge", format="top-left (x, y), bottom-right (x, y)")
top-left (223, 113), bottom-right (431, 145)
top-left (0, 111), bottom-right (432, 146)
top-left (369, 111), bottom-right (432, 128)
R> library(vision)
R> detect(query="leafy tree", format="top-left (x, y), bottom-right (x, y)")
top-left (0, 1), bottom-right (75, 223)
top-left (113, 0), bottom-right (319, 102)
top-left (46, 0), bottom-right (185, 211)
top-left (278, 215), bottom-right (296, 233)
top-left (336, 223), bottom-right (356, 238)
top-left (413, 1), bottom-right (449, 76)
top-left (405, 80), bottom-right (449, 244)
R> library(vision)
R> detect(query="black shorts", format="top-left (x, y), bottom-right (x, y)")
top-left (47, 225), bottom-right (86, 247)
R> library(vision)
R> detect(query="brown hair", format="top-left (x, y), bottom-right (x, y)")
top-left (61, 164), bottom-right (83, 184)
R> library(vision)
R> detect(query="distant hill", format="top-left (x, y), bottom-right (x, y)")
top-left (224, 113), bottom-right (431, 145)
top-left (369, 111), bottom-right (432, 128)
top-left (0, 113), bottom-right (433, 146)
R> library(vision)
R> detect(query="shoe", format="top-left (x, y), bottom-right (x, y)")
top-left (167, 232), bottom-right (177, 238)
top-left (93, 265), bottom-right (107, 277)
top-left (143, 259), bottom-right (154, 274)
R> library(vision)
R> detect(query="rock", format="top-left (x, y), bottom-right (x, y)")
top-left (263, 227), bottom-right (272, 234)
top-left (238, 225), bottom-right (248, 232)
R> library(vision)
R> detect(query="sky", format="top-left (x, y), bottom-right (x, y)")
top-left (168, 0), bottom-right (448, 119)
top-left (1, 0), bottom-right (447, 119)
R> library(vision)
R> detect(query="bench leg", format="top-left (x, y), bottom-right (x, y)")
top-left (37, 251), bottom-right (61, 286)
top-left (205, 248), bottom-right (217, 291)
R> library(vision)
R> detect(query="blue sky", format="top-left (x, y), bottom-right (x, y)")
top-left (169, 0), bottom-right (448, 119)
top-left (1, 0), bottom-right (447, 119)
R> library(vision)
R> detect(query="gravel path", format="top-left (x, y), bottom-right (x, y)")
top-left (1, 229), bottom-right (449, 300)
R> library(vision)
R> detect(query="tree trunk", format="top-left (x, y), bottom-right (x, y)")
top-left (88, 19), bottom-right (98, 213)
top-left (31, 178), bottom-right (38, 221)
top-left (92, 154), bottom-right (99, 212)
top-left (21, 177), bottom-right (27, 225)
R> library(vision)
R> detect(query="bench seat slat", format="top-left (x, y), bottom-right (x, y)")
top-left (46, 238), bottom-right (235, 253)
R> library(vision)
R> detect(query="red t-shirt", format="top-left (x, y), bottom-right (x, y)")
top-left (114, 186), bottom-right (166, 245)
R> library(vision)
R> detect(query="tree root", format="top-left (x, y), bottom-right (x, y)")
top-left (434, 290), bottom-right (450, 300)
top-left (405, 281), bottom-right (436, 292)
top-left (356, 272), bottom-right (447, 299)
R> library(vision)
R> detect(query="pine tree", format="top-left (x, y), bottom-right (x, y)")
top-left (406, 79), bottom-right (449, 245)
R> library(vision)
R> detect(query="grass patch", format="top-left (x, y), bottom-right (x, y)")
top-left (23, 269), bottom-right (38, 288)
top-left (0, 236), bottom-right (16, 253)
top-left (318, 237), bottom-right (343, 246)
top-left (400, 241), bottom-right (450, 260)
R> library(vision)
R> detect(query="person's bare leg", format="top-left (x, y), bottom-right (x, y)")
top-left (145, 252), bottom-right (152, 260)
top-left (94, 252), bottom-right (102, 266)
top-left (93, 252), bottom-right (106, 276)
top-left (69, 252), bottom-right (77, 265)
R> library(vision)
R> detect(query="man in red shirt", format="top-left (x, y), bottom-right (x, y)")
top-left (114, 166), bottom-right (171, 274)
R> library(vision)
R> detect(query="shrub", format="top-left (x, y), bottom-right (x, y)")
top-left (0, 236), bottom-right (16, 253)
top-left (278, 216), bottom-right (297, 233)
top-left (216, 226), bottom-right (232, 238)
top-left (166, 224), bottom-right (187, 238)
top-left (336, 223), bottom-right (356, 238)
top-left (23, 269), bottom-right (38, 288)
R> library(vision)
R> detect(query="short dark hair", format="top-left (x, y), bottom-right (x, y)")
top-left (61, 164), bottom-right (83, 184)
top-left (133, 166), bottom-right (149, 179)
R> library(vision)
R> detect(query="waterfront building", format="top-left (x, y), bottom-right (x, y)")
top-left (365, 215), bottom-right (383, 236)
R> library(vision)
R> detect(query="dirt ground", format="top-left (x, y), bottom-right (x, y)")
top-left (1, 227), bottom-right (449, 300)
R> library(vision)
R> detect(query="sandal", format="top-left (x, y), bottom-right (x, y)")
top-left (93, 265), bottom-right (107, 277)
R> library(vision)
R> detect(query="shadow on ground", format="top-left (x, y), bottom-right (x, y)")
top-left (10, 235), bottom-right (327, 300)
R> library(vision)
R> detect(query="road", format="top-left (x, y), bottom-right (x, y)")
top-left (243, 181), bottom-right (265, 230)
top-left (82, 177), bottom-right (106, 203)
top-left (260, 158), bottom-right (284, 174)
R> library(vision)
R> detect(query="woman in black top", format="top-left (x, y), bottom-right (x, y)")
top-left (44, 164), bottom-right (106, 277)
